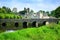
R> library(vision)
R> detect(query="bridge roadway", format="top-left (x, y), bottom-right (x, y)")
top-left (0, 18), bottom-right (60, 22)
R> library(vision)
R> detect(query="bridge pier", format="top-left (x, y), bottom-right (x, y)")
top-left (56, 21), bottom-right (59, 24)
top-left (45, 21), bottom-right (49, 25)
top-left (31, 21), bottom-right (38, 27)
top-left (36, 22), bottom-right (38, 27)
top-left (23, 22), bottom-right (28, 28)
top-left (43, 21), bottom-right (49, 25)
top-left (0, 19), bottom-right (59, 32)
top-left (27, 22), bottom-right (32, 28)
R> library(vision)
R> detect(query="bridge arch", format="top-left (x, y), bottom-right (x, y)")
top-left (32, 21), bottom-right (36, 27)
top-left (23, 22), bottom-right (27, 28)
top-left (57, 21), bottom-right (58, 24)
top-left (56, 21), bottom-right (59, 24)
top-left (15, 22), bottom-right (19, 27)
top-left (2, 23), bottom-right (6, 27)
top-left (43, 21), bottom-right (49, 25)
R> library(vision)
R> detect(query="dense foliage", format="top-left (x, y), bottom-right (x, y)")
top-left (0, 6), bottom-right (22, 19)
top-left (51, 6), bottom-right (60, 18)
top-left (0, 13), bottom-right (22, 19)
top-left (0, 23), bottom-right (60, 40)
top-left (0, 6), bottom-right (60, 18)
top-left (0, 6), bottom-right (11, 13)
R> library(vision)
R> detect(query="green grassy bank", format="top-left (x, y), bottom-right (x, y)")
top-left (0, 23), bottom-right (60, 40)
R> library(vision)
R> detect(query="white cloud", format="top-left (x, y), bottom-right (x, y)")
top-left (0, 0), bottom-right (60, 12)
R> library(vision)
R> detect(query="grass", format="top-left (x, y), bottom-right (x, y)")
top-left (0, 23), bottom-right (60, 40)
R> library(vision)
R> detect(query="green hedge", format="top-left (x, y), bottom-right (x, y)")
top-left (0, 13), bottom-right (22, 19)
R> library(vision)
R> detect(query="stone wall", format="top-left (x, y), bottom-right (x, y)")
top-left (0, 18), bottom-right (60, 32)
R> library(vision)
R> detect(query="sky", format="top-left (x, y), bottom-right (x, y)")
top-left (0, 0), bottom-right (60, 12)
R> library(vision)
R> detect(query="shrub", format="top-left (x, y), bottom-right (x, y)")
top-left (0, 16), bottom-right (5, 19)
top-left (9, 15), bottom-right (13, 19)
top-left (0, 13), bottom-right (22, 19)
top-left (0, 16), bottom-right (2, 19)
top-left (5, 16), bottom-right (9, 19)
top-left (17, 16), bottom-right (20, 19)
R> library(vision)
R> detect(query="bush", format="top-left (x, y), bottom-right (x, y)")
top-left (0, 16), bottom-right (2, 19)
top-left (10, 16), bottom-right (14, 19)
top-left (0, 13), bottom-right (22, 19)
top-left (0, 16), bottom-right (5, 19)
top-left (17, 16), bottom-right (20, 19)
top-left (5, 16), bottom-right (10, 19)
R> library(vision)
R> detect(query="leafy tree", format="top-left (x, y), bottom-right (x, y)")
top-left (10, 16), bottom-right (13, 19)
top-left (51, 6), bottom-right (60, 18)
top-left (0, 16), bottom-right (2, 19)
top-left (0, 16), bottom-right (5, 19)
top-left (42, 11), bottom-right (45, 13)
top-left (0, 8), bottom-right (1, 13)
top-left (31, 10), bottom-right (34, 13)
top-left (39, 10), bottom-right (43, 13)
top-left (19, 10), bottom-right (27, 15)
top-left (5, 16), bottom-right (9, 19)
top-left (2, 6), bottom-right (11, 13)
top-left (55, 6), bottom-right (60, 18)
top-left (2, 6), bottom-right (6, 10)
top-left (46, 11), bottom-right (50, 16)
top-left (0, 8), bottom-right (6, 13)
top-left (6, 8), bottom-right (11, 13)
top-left (51, 10), bottom-right (55, 17)
top-left (17, 16), bottom-right (20, 19)
top-left (30, 10), bottom-right (34, 14)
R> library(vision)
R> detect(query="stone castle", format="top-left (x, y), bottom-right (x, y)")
top-left (20, 8), bottom-right (50, 19)
top-left (0, 8), bottom-right (60, 32)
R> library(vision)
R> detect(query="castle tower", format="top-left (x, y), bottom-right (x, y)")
top-left (40, 11), bottom-right (43, 18)
top-left (37, 10), bottom-right (43, 19)
top-left (26, 8), bottom-right (30, 14)
top-left (12, 8), bottom-right (17, 13)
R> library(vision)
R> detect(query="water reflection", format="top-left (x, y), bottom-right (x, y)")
top-left (5, 30), bottom-right (14, 33)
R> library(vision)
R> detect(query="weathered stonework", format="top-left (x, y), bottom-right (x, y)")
top-left (0, 18), bottom-right (60, 32)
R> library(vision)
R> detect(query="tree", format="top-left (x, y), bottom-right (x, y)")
top-left (51, 10), bottom-right (55, 17)
top-left (12, 8), bottom-right (17, 13)
top-left (42, 11), bottom-right (45, 13)
top-left (55, 6), bottom-right (60, 18)
top-left (19, 11), bottom-right (26, 15)
top-left (0, 8), bottom-right (6, 13)
top-left (39, 10), bottom-right (43, 13)
top-left (5, 16), bottom-right (9, 19)
top-left (19, 8), bottom-right (27, 15)
top-left (51, 6), bottom-right (60, 18)
top-left (2, 6), bottom-right (6, 9)
top-left (6, 8), bottom-right (11, 13)
top-left (30, 10), bottom-right (34, 13)
top-left (46, 11), bottom-right (50, 16)
top-left (2, 6), bottom-right (11, 13)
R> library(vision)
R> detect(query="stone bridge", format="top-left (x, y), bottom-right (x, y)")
top-left (0, 18), bottom-right (60, 31)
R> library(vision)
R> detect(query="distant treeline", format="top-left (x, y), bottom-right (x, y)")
top-left (0, 6), bottom-right (60, 19)
top-left (0, 6), bottom-right (22, 19)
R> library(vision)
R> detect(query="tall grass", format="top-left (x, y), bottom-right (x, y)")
top-left (0, 23), bottom-right (60, 40)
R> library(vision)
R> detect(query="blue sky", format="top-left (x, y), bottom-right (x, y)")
top-left (0, 0), bottom-right (60, 12)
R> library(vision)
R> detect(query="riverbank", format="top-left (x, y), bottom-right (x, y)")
top-left (0, 23), bottom-right (60, 40)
